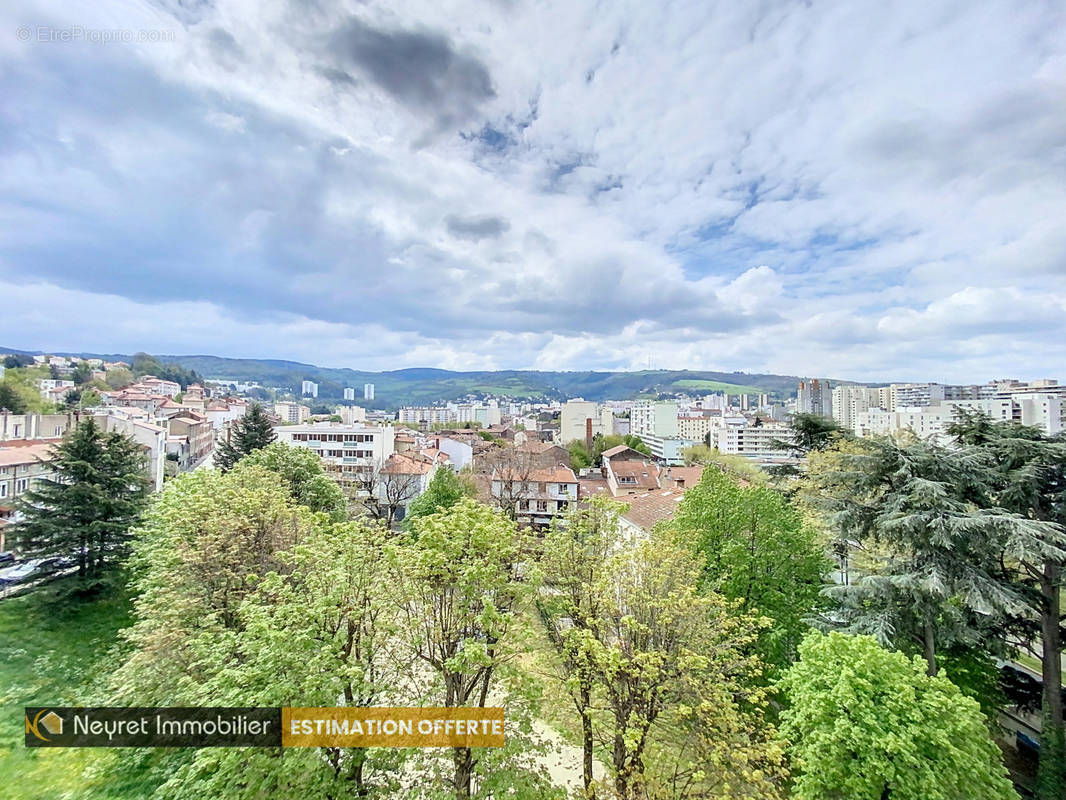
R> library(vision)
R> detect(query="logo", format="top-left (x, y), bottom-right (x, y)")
top-left (26, 709), bottom-right (63, 741)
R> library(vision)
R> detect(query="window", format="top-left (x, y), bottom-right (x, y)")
top-left (0, 483), bottom-right (6, 498)
top-left (15, 478), bottom-right (28, 494)
top-left (537, 500), bottom-right (548, 513)
top-left (12, 424), bottom-right (21, 438)
top-left (55, 426), bottom-right (63, 436)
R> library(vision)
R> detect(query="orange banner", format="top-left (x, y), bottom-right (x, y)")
top-left (281, 707), bottom-right (505, 748)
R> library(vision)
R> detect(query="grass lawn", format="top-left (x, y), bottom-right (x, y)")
top-left (0, 580), bottom-right (134, 799)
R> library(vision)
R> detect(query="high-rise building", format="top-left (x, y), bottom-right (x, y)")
top-left (274, 402), bottom-right (311, 424)
top-left (343, 387), bottom-right (355, 401)
top-left (832, 385), bottom-right (891, 430)
top-left (559, 400), bottom-right (615, 444)
top-left (301, 380), bottom-right (319, 398)
top-left (796, 380), bottom-right (832, 417)
top-left (364, 383), bottom-right (375, 401)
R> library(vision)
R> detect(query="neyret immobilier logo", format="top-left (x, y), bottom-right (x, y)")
top-left (25, 707), bottom-right (505, 748)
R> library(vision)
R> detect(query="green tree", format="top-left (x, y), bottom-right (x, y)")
top-left (239, 442), bottom-right (346, 520)
top-left (214, 403), bottom-right (277, 471)
top-left (583, 526), bottom-right (784, 799)
top-left (404, 466), bottom-right (475, 524)
top-left (771, 412), bottom-right (849, 458)
top-left (779, 631), bottom-right (1018, 800)
top-left (538, 496), bottom-right (625, 795)
top-left (668, 467), bottom-right (829, 673)
top-left (104, 366), bottom-right (135, 389)
top-left (391, 498), bottom-right (538, 799)
top-left (805, 435), bottom-right (1050, 678)
top-left (948, 411), bottom-right (1066, 798)
top-left (11, 419), bottom-right (149, 582)
top-left (3, 353), bottom-right (34, 368)
top-left (71, 361), bottom-right (93, 385)
top-left (0, 381), bottom-right (26, 412)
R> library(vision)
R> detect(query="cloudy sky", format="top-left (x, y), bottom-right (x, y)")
top-left (1, 0), bottom-right (1063, 381)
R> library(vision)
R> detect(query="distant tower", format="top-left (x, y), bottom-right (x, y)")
top-left (364, 383), bottom-right (375, 401)
top-left (301, 380), bottom-right (318, 398)
top-left (343, 387), bottom-right (355, 401)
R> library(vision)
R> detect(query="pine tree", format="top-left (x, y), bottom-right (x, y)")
top-left (11, 419), bottom-right (149, 582)
top-left (214, 403), bottom-right (277, 471)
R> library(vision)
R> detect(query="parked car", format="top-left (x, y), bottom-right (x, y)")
top-left (0, 558), bottom-right (48, 585)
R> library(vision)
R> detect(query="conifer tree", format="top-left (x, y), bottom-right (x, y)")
top-left (214, 403), bottom-right (277, 471)
top-left (11, 419), bottom-right (149, 581)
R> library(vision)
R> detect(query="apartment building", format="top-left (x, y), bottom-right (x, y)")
top-left (274, 402), bottom-right (311, 424)
top-left (363, 384), bottom-right (375, 401)
top-left (831, 385), bottom-right (891, 430)
top-left (708, 418), bottom-right (790, 457)
top-left (0, 413), bottom-right (75, 441)
top-left (164, 412), bottom-right (215, 471)
top-left (94, 412), bottom-right (167, 491)
top-left (339, 405), bottom-right (367, 425)
top-left (343, 388), bottom-right (355, 401)
top-left (274, 423), bottom-right (395, 494)
top-left (301, 380), bottom-right (319, 398)
top-left (677, 412), bottom-right (718, 442)
top-left (796, 379), bottom-right (833, 417)
top-left (559, 400), bottom-right (615, 444)
top-left (0, 441), bottom-right (56, 506)
top-left (630, 401), bottom-right (679, 439)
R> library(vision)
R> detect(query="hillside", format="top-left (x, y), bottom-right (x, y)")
top-left (1, 347), bottom-right (851, 409)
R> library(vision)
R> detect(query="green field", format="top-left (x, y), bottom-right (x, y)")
top-left (0, 582), bottom-right (134, 799)
top-left (671, 379), bottom-right (765, 394)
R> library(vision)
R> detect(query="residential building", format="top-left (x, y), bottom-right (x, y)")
top-left (134, 376), bottom-right (181, 397)
top-left (301, 380), bottom-right (319, 398)
top-left (559, 400), bottom-right (615, 445)
top-left (343, 387), bottom-right (355, 401)
top-left (0, 441), bottom-right (57, 539)
top-left (0, 413), bottom-right (75, 441)
top-left (38, 379), bottom-right (75, 397)
top-left (707, 418), bottom-right (790, 457)
top-left (427, 436), bottom-right (474, 471)
top-left (274, 423), bottom-right (395, 494)
top-left (364, 383), bottom-right (375, 401)
top-left (339, 405), bottom-right (367, 425)
top-left (94, 412), bottom-right (167, 491)
top-left (630, 401), bottom-right (679, 439)
top-left (375, 452), bottom-right (438, 524)
top-left (490, 464), bottom-right (578, 529)
top-left (831, 385), bottom-right (891, 430)
top-left (796, 379), bottom-right (833, 417)
top-left (677, 412), bottom-right (717, 442)
top-left (164, 412), bottom-right (214, 472)
top-left (603, 446), bottom-right (662, 496)
top-left (274, 402), bottom-right (311, 424)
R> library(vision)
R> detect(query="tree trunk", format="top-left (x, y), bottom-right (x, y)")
top-left (1036, 561), bottom-right (1065, 800)
top-left (453, 745), bottom-right (473, 800)
top-left (923, 620), bottom-right (937, 676)
top-left (580, 681), bottom-right (594, 797)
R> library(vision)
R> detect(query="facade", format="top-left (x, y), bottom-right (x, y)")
top-left (38, 379), bottom-right (75, 397)
top-left (708, 419), bottom-right (790, 456)
top-left (559, 400), bottom-right (615, 445)
top-left (343, 388), bottom-right (355, 401)
top-left (630, 401), bottom-right (679, 439)
top-left (339, 405), bottom-right (367, 425)
top-left (364, 383), bottom-right (375, 401)
top-left (796, 379), bottom-right (833, 417)
top-left (274, 402), bottom-right (311, 424)
top-left (0, 413), bottom-right (75, 442)
top-left (677, 413), bottom-right (716, 442)
top-left (134, 377), bottom-right (181, 397)
top-left (0, 441), bottom-right (57, 513)
top-left (95, 412), bottom-right (167, 491)
top-left (164, 412), bottom-right (215, 471)
top-left (274, 423), bottom-right (395, 493)
top-left (831, 385), bottom-right (892, 430)
top-left (427, 436), bottom-right (474, 470)
top-left (301, 380), bottom-right (319, 398)
top-left (490, 464), bottom-right (578, 528)
top-left (375, 453), bottom-right (437, 524)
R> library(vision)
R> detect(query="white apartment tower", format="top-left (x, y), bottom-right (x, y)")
top-left (364, 383), bottom-right (375, 401)
top-left (301, 380), bottom-right (319, 398)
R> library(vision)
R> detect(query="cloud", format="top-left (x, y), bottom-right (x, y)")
top-left (0, 0), bottom-right (1063, 384)
top-left (445, 213), bottom-right (510, 240)
top-left (326, 15), bottom-right (495, 130)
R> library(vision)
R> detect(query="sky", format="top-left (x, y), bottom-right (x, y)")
top-left (1, 0), bottom-right (1064, 382)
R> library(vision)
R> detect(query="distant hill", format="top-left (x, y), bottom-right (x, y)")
top-left (1, 346), bottom-right (858, 410)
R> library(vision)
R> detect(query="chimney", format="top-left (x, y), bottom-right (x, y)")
top-left (585, 418), bottom-right (593, 454)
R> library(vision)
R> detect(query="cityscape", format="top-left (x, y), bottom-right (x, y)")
top-left (2, 0), bottom-right (1065, 799)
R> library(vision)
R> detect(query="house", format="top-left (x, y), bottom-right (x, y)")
top-left (603, 449), bottom-right (662, 496)
top-left (490, 463), bottom-right (578, 529)
top-left (427, 436), bottom-right (474, 470)
top-left (617, 489), bottom-right (688, 536)
top-left (0, 440), bottom-right (59, 546)
top-left (514, 440), bottom-right (571, 469)
top-left (376, 452), bottom-right (438, 524)
top-left (94, 412), bottom-right (167, 491)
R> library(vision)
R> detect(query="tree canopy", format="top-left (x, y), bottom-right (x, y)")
top-left (213, 403), bottom-right (277, 471)
top-left (779, 631), bottom-right (1018, 800)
